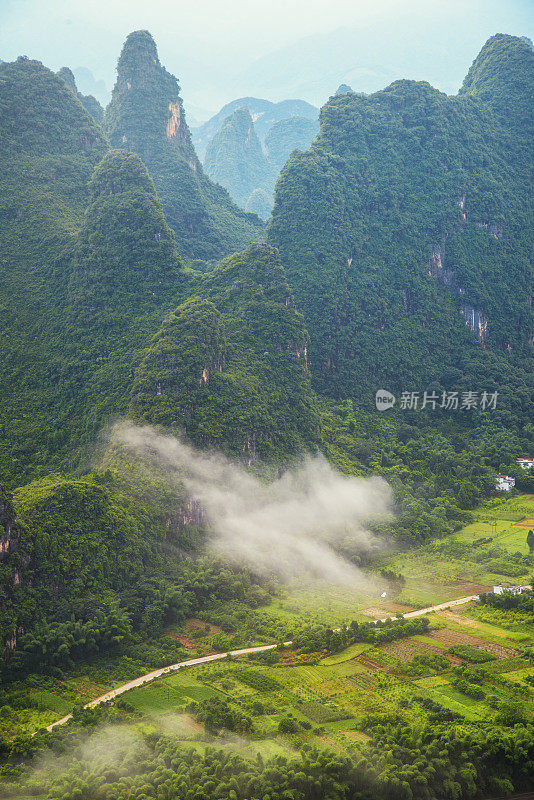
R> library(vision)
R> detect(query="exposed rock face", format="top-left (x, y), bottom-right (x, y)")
top-left (0, 486), bottom-right (27, 656)
top-left (105, 30), bottom-right (200, 168)
top-left (165, 499), bottom-right (205, 537)
top-left (166, 100), bottom-right (188, 143)
top-left (429, 241), bottom-right (488, 343)
top-left (475, 221), bottom-right (503, 239)
top-left (0, 486), bottom-right (20, 560)
top-left (460, 304), bottom-right (489, 344)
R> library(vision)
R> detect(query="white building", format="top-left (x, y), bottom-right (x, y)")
top-left (517, 458), bottom-right (534, 471)
top-left (493, 584), bottom-right (523, 595)
top-left (495, 474), bottom-right (515, 491)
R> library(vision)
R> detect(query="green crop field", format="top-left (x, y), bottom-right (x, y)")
top-left (105, 600), bottom-right (533, 756)
top-left (262, 583), bottom-right (378, 626)
top-left (321, 643), bottom-right (372, 664)
top-left (1, 496), bottom-right (532, 747)
top-left (373, 494), bottom-right (534, 608)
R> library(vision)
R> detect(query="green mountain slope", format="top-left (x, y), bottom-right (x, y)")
top-left (269, 35), bottom-right (533, 420)
top-left (104, 30), bottom-right (264, 260)
top-left (264, 115), bottom-right (319, 172)
top-left (0, 59), bottom-right (189, 486)
top-left (0, 57), bottom-right (312, 486)
top-left (130, 244), bottom-right (318, 461)
top-left (459, 32), bottom-right (534, 124)
top-left (68, 150), bottom-right (181, 321)
top-left (0, 472), bottom-right (187, 676)
top-left (0, 57), bottom-right (109, 486)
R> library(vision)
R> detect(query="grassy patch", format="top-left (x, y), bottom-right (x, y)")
top-left (321, 643), bottom-right (372, 664)
top-left (449, 645), bottom-right (496, 663)
top-left (300, 701), bottom-right (351, 723)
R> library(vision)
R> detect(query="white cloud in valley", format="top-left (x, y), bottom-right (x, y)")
top-left (111, 421), bottom-right (394, 586)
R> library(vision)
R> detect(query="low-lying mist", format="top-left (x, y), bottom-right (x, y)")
top-left (111, 421), bottom-right (394, 586)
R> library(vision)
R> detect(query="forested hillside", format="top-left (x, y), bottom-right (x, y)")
top-left (1, 26), bottom-right (534, 800)
top-left (0, 57), bottom-right (109, 486)
top-left (0, 48), bottom-right (318, 666)
top-left (130, 244), bottom-right (318, 461)
top-left (0, 59), bottom-right (188, 488)
top-left (0, 42), bottom-right (275, 488)
top-left (269, 34), bottom-right (533, 421)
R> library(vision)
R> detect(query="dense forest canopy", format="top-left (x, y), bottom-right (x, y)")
top-left (269, 34), bottom-right (533, 411)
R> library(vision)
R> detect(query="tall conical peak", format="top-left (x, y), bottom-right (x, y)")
top-left (106, 29), bottom-right (194, 156)
top-left (116, 30), bottom-right (161, 83)
top-left (104, 31), bottom-right (264, 258)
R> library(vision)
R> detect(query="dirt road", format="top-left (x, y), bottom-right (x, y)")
top-left (40, 592), bottom-right (484, 733)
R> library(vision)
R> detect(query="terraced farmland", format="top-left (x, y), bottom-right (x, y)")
top-left (102, 601), bottom-right (533, 755)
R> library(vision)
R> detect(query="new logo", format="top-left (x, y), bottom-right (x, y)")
top-left (375, 390), bottom-right (396, 411)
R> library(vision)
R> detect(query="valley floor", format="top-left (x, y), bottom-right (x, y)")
top-left (1, 495), bottom-right (533, 797)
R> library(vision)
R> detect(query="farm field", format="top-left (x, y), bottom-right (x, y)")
top-left (260, 583), bottom-right (385, 626)
top-left (2, 495), bottom-right (532, 744)
top-left (128, 494), bottom-right (534, 659)
top-left (373, 494), bottom-right (534, 608)
top-left (101, 603), bottom-right (534, 756)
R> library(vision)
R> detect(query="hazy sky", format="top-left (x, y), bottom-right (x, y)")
top-left (1, 0), bottom-right (532, 117)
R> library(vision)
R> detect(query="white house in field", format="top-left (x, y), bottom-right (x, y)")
top-left (495, 474), bottom-right (515, 491)
top-left (517, 457), bottom-right (534, 471)
top-left (493, 583), bottom-right (523, 595)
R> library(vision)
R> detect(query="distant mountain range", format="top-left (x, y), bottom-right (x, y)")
top-left (192, 97), bottom-right (318, 160)
top-left (230, 18), bottom-right (534, 105)
top-left (202, 107), bottom-right (319, 218)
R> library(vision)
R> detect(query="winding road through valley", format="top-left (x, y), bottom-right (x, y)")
top-left (41, 592), bottom-right (482, 733)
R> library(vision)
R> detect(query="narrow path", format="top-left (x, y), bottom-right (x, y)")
top-left (40, 592), bottom-right (482, 734)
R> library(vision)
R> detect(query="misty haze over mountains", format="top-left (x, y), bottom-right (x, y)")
top-left (2, 0), bottom-right (533, 116)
